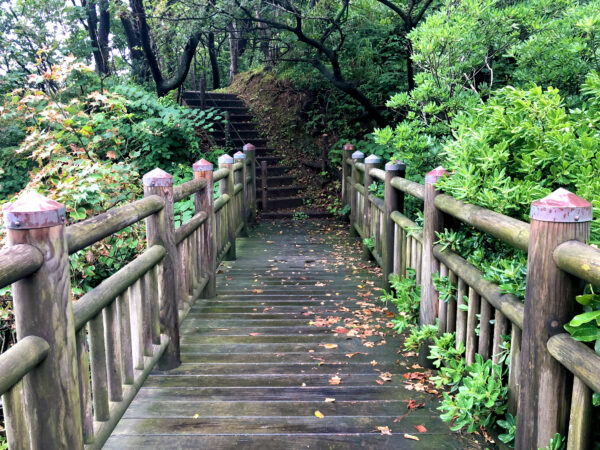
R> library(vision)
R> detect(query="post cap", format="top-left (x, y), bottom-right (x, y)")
top-left (343, 143), bottom-right (355, 151)
top-left (243, 143), bottom-right (256, 152)
top-left (385, 160), bottom-right (406, 171)
top-left (425, 166), bottom-right (449, 184)
top-left (193, 159), bottom-right (213, 172)
top-left (352, 150), bottom-right (365, 160)
top-left (143, 168), bottom-right (173, 187)
top-left (3, 191), bottom-right (66, 229)
top-left (233, 151), bottom-right (246, 160)
top-left (530, 188), bottom-right (592, 223)
top-left (218, 154), bottom-right (234, 165)
top-left (365, 154), bottom-right (381, 164)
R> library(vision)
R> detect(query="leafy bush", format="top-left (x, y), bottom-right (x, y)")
top-left (379, 270), bottom-right (421, 333)
top-left (428, 332), bottom-right (466, 391)
top-left (403, 324), bottom-right (438, 352)
top-left (438, 354), bottom-right (508, 433)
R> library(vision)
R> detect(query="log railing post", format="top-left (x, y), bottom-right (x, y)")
top-left (243, 143), bottom-right (257, 223)
top-left (142, 168), bottom-right (181, 370)
top-left (193, 159), bottom-right (216, 298)
top-left (382, 160), bottom-right (406, 290)
top-left (234, 151), bottom-right (248, 237)
top-left (350, 150), bottom-right (364, 237)
top-left (260, 160), bottom-right (268, 211)
top-left (515, 188), bottom-right (592, 449)
top-left (219, 154), bottom-right (236, 260)
top-left (3, 192), bottom-right (83, 450)
top-left (341, 143), bottom-right (354, 207)
top-left (362, 154), bottom-right (381, 260)
top-left (420, 166), bottom-right (448, 326)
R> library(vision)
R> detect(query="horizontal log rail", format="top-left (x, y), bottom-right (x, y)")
top-left (0, 145), bottom-right (259, 450)
top-left (554, 240), bottom-right (600, 286)
top-left (173, 178), bottom-right (207, 203)
top-left (340, 143), bottom-right (599, 449)
top-left (0, 336), bottom-right (49, 396)
top-left (73, 245), bottom-right (166, 331)
top-left (66, 195), bottom-right (164, 254)
top-left (0, 244), bottom-right (43, 289)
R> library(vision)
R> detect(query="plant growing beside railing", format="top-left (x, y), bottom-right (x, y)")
top-left (379, 269), bottom-right (420, 333)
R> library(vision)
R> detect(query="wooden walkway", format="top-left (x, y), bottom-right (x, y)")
top-left (105, 220), bottom-right (483, 449)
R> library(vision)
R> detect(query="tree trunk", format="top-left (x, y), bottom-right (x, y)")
top-left (86, 0), bottom-right (111, 75)
top-left (406, 39), bottom-right (415, 91)
top-left (228, 22), bottom-right (239, 84)
top-left (207, 32), bottom-right (220, 89)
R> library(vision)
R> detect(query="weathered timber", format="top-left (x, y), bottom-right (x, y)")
top-left (219, 154), bottom-right (236, 260)
top-left (350, 152), bottom-right (364, 237)
top-left (234, 151), bottom-right (248, 236)
top-left (433, 245), bottom-right (524, 329)
top-left (174, 211), bottom-right (208, 245)
top-left (66, 196), bottom-right (164, 254)
top-left (89, 312), bottom-right (110, 421)
top-left (243, 143), bottom-right (257, 223)
top-left (491, 310), bottom-right (508, 365)
top-left (362, 155), bottom-right (380, 260)
top-left (516, 189), bottom-right (592, 449)
top-left (117, 292), bottom-right (134, 384)
top-left (390, 176), bottom-right (424, 201)
top-left (369, 167), bottom-right (386, 182)
top-left (420, 167), bottom-right (448, 327)
top-left (455, 277), bottom-right (467, 349)
top-left (143, 169), bottom-right (181, 370)
top-left (104, 301), bottom-right (124, 402)
top-left (73, 245), bottom-right (165, 330)
top-left (214, 194), bottom-right (230, 212)
top-left (0, 336), bottom-right (49, 395)
top-left (438, 263), bottom-right (448, 335)
top-left (193, 159), bottom-right (216, 298)
top-left (390, 211), bottom-right (423, 243)
top-left (547, 333), bottom-right (600, 395)
top-left (77, 329), bottom-right (94, 443)
top-left (341, 143), bottom-right (354, 206)
top-left (213, 167), bottom-right (229, 182)
top-left (4, 192), bottom-right (83, 449)
top-left (260, 160), bottom-right (268, 211)
top-left (368, 194), bottom-right (385, 212)
top-left (478, 297), bottom-right (493, 360)
top-left (554, 240), bottom-right (600, 286)
top-left (2, 381), bottom-right (30, 450)
top-left (465, 287), bottom-right (480, 365)
top-left (383, 162), bottom-right (405, 289)
top-left (567, 376), bottom-right (592, 450)
top-left (173, 178), bottom-right (207, 203)
top-left (508, 326), bottom-right (521, 414)
top-left (0, 244), bottom-right (43, 288)
top-left (434, 194), bottom-right (529, 252)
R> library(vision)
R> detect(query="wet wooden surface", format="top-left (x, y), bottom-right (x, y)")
top-left (106, 220), bottom-right (484, 449)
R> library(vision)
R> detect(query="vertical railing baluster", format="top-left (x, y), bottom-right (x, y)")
top-left (194, 159), bottom-right (216, 298)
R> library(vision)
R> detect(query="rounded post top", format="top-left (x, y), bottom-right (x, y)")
top-left (193, 159), bottom-right (214, 172)
top-left (143, 168), bottom-right (173, 187)
top-left (233, 151), bottom-right (246, 160)
top-left (218, 154), bottom-right (234, 165)
top-left (3, 191), bottom-right (66, 229)
top-left (385, 160), bottom-right (406, 171)
top-left (365, 154), bottom-right (381, 164)
top-left (343, 143), bottom-right (355, 151)
top-left (243, 143), bottom-right (256, 152)
top-left (530, 188), bottom-right (592, 223)
top-left (352, 150), bottom-right (365, 160)
top-left (425, 166), bottom-right (449, 184)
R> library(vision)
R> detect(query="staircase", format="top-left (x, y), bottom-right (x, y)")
top-left (182, 91), bottom-right (307, 212)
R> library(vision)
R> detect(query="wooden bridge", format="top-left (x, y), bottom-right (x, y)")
top-left (0, 143), bottom-right (599, 449)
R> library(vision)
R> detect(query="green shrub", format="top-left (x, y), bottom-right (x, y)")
top-left (379, 270), bottom-right (421, 333)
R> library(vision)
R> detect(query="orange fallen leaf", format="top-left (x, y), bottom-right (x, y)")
top-left (329, 375), bottom-right (342, 385)
top-left (334, 327), bottom-right (348, 334)
top-left (377, 426), bottom-right (392, 436)
top-left (404, 433), bottom-right (419, 441)
top-left (415, 425), bottom-right (427, 433)
top-left (386, 312), bottom-right (395, 318)
top-left (320, 343), bottom-right (338, 349)
top-left (249, 332), bottom-right (260, 336)
top-left (406, 400), bottom-right (425, 410)
top-left (370, 360), bottom-right (378, 366)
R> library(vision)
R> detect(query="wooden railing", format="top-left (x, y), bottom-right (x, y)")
top-left (0, 146), bottom-right (257, 450)
top-left (341, 143), bottom-right (600, 449)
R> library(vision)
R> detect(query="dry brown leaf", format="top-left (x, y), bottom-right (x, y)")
top-left (377, 426), bottom-right (392, 436)
top-left (320, 343), bottom-right (338, 349)
top-left (404, 434), bottom-right (419, 441)
top-left (329, 375), bottom-right (342, 385)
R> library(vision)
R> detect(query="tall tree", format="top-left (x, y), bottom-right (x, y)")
top-left (85, 0), bottom-right (111, 75)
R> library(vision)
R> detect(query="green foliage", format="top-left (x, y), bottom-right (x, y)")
top-left (362, 237), bottom-right (375, 250)
top-left (497, 412), bottom-right (517, 447)
top-left (368, 181), bottom-right (384, 200)
top-left (540, 433), bottom-right (566, 450)
top-left (379, 270), bottom-right (421, 333)
top-left (403, 324), bottom-right (438, 352)
top-left (438, 354), bottom-right (508, 433)
top-left (293, 211), bottom-right (310, 221)
top-left (564, 290), bottom-right (600, 349)
top-left (429, 332), bottom-right (466, 390)
top-left (432, 272), bottom-right (455, 303)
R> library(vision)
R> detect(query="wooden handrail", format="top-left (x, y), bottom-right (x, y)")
top-left (390, 176), bottom-right (424, 200)
top-left (0, 244), bottom-right (43, 289)
top-left (213, 167), bottom-right (229, 182)
top-left (554, 240), bottom-right (600, 286)
top-left (73, 245), bottom-right (166, 331)
top-left (0, 336), bottom-right (49, 396)
top-left (173, 178), bottom-right (207, 203)
top-left (547, 333), bottom-right (600, 394)
top-left (66, 196), bottom-right (164, 254)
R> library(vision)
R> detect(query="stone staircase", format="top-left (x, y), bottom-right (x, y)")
top-left (182, 91), bottom-right (307, 211)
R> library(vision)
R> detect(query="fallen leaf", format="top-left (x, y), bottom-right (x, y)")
top-left (334, 326), bottom-right (348, 334)
top-left (377, 426), bottom-right (392, 436)
top-left (404, 434), bottom-right (419, 441)
top-left (252, 289), bottom-right (264, 294)
top-left (324, 398), bottom-right (336, 403)
top-left (406, 400), bottom-right (425, 410)
top-left (370, 360), bottom-right (378, 366)
top-left (320, 343), bottom-right (338, 349)
top-left (249, 332), bottom-right (261, 336)
top-left (192, 414), bottom-right (199, 419)
top-left (314, 410), bottom-right (324, 418)
top-left (415, 425), bottom-right (427, 433)
top-left (329, 375), bottom-right (342, 385)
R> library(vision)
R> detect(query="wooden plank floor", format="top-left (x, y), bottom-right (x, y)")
top-left (105, 220), bottom-right (484, 449)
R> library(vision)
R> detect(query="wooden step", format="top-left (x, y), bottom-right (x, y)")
top-left (258, 185), bottom-right (304, 198)
top-left (255, 175), bottom-right (296, 186)
top-left (257, 196), bottom-right (306, 209)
